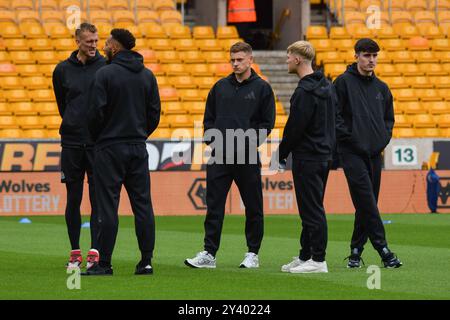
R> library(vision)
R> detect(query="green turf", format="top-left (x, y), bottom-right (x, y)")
top-left (0, 214), bottom-right (449, 300)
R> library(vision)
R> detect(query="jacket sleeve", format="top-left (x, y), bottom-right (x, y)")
top-left (203, 84), bottom-right (216, 145)
top-left (333, 77), bottom-right (352, 142)
top-left (87, 70), bottom-right (108, 142)
top-left (257, 84), bottom-right (276, 146)
top-left (146, 74), bottom-right (161, 137)
top-left (52, 64), bottom-right (66, 118)
top-left (278, 89), bottom-right (315, 161)
top-left (384, 87), bottom-right (395, 139)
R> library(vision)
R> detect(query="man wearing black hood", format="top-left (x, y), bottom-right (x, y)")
top-left (334, 38), bottom-right (402, 269)
top-left (52, 23), bottom-right (106, 270)
top-left (277, 41), bottom-right (335, 274)
top-left (185, 42), bottom-right (275, 269)
top-left (84, 29), bottom-right (160, 276)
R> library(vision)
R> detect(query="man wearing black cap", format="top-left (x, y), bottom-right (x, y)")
top-left (84, 29), bottom-right (160, 275)
top-left (52, 23), bottom-right (106, 270)
top-left (334, 38), bottom-right (402, 269)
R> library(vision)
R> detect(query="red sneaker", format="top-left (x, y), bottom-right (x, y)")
top-left (67, 249), bottom-right (82, 269)
top-left (86, 249), bottom-right (99, 270)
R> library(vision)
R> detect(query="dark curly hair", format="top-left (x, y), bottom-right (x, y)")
top-left (111, 28), bottom-right (136, 50)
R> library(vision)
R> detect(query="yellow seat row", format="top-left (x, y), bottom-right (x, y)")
top-left (0, 114), bottom-right (60, 129)
top-left (327, 0), bottom-right (450, 12)
top-left (0, 101), bottom-right (58, 115)
top-left (0, 128), bottom-right (60, 138)
top-left (394, 113), bottom-right (450, 128)
top-left (394, 101), bottom-right (450, 115)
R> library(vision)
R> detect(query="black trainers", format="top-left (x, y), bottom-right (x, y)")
top-left (344, 249), bottom-right (364, 268)
top-left (381, 251), bottom-right (403, 268)
top-left (81, 262), bottom-right (113, 276)
top-left (135, 261), bottom-right (153, 275)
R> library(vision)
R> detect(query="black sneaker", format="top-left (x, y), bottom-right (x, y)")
top-left (382, 253), bottom-right (403, 268)
top-left (344, 248), bottom-right (364, 268)
top-left (135, 263), bottom-right (153, 275)
top-left (81, 262), bottom-right (113, 276)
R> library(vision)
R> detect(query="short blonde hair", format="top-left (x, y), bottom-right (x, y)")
top-left (287, 41), bottom-right (315, 61)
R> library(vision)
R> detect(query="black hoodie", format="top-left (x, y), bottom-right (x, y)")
top-left (278, 71), bottom-right (336, 161)
top-left (52, 50), bottom-right (106, 146)
top-left (333, 63), bottom-right (395, 157)
top-left (87, 50), bottom-right (160, 149)
top-left (203, 69), bottom-right (275, 160)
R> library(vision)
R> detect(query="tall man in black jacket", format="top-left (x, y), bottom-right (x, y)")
top-left (277, 41), bottom-right (335, 274)
top-left (84, 29), bottom-right (160, 275)
top-left (52, 23), bottom-right (106, 270)
top-left (185, 42), bottom-right (275, 269)
top-left (334, 38), bottom-right (402, 268)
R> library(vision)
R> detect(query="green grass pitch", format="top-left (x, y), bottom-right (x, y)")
top-left (0, 214), bottom-right (449, 300)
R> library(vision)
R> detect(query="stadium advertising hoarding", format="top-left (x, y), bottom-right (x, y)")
top-left (1, 170), bottom-right (449, 216)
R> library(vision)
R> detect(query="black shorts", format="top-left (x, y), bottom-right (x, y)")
top-left (61, 146), bottom-right (95, 184)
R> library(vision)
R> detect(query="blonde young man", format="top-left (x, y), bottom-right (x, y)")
top-left (277, 41), bottom-right (336, 273)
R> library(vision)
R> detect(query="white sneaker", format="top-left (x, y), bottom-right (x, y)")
top-left (184, 251), bottom-right (216, 268)
top-left (239, 252), bottom-right (259, 268)
top-left (281, 257), bottom-right (306, 272)
top-left (290, 259), bottom-right (328, 273)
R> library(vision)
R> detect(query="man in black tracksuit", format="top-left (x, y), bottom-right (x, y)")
top-left (334, 38), bottom-right (402, 268)
top-left (84, 29), bottom-right (160, 275)
top-left (52, 23), bottom-right (106, 269)
top-left (277, 41), bottom-right (335, 274)
top-left (185, 42), bottom-right (275, 269)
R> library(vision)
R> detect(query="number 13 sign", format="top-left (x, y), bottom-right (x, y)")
top-left (392, 146), bottom-right (418, 166)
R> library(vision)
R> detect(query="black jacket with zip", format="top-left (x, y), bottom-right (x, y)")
top-left (52, 50), bottom-right (106, 146)
top-left (203, 69), bottom-right (275, 161)
top-left (87, 50), bottom-right (161, 149)
top-left (278, 71), bottom-right (336, 162)
top-left (333, 63), bottom-right (395, 157)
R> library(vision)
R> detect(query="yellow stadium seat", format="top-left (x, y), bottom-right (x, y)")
top-left (108, 0), bottom-right (129, 11)
top-left (407, 76), bottom-right (433, 89)
top-left (316, 51), bottom-right (344, 65)
top-left (40, 0), bottom-right (58, 10)
top-left (48, 25), bottom-right (72, 39)
top-left (22, 129), bottom-right (48, 138)
top-left (209, 63), bottom-right (233, 77)
top-left (393, 89), bottom-right (418, 102)
top-left (0, 115), bottom-right (18, 128)
top-left (402, 101), bottom-right (426, 114)
top-left (10, 51), bottom-right (35, 64)
top-left (30, 89), bottom-right (55, 102)
top-left (394, 114), bottom-right (412, 128)
top-left (203, 51), bottom-right (228, 63)
top-left (166, 114), bottom-right (192, 128)
top-left (408, 37), bottom-right (430, 51)
top-left (428, 101), bottom-right (449, 114)
top-left (374, 26), bottom-right (399, 39)
top-left (89, 10), bottom-right (111, 25)
top-left (195, 39), bottom-right (222, 51)
top-left (29, 38), bottom-right (54, 51)
top-left (16, 115), bottom-right (44, 129)
top-left (36, 102), bottom-right (59, 115)
top-left (184, 101), bottom-right (206, 114)
top-left (429, 76), bottom-right (450, 89)
top-left (412, 51), bottom-right (439, 64)
top-left (329, 26), bottom-right (350, 39)
top-left (145, 63), bottom-right (164, 76)
top-left (416, 128), bottom-right (441, 137)
top-left (418, 64), bottom-right (447, 76)
top-left (275, 115), bottom-right (288, 129)
top-left (0, 6), bottom-right (14, 18)
top-left (166, 24), bottom-right (191, 39)
top-left (344, 12), bottom-right (366, 25)
top-left (155, 75), bottom-right (168, 86)
top-left (20, 23), bottom-right (46, 39)
top-left (160, 11), bottom-right (182, 24)
top-left (0, 77), bottom-right (24, 89)
top-left (220, 38), bottom-right (243, 51)
top-left (4, 38), bottom-right (29, 51)
top-left (169, 75), bottom-right (196, 89)
top-left (390, 51), bottom-right (415, 64)
top-left (148, 38), bottom-right (173, 50)
top-left (441, 128), bottom-right (450, 137)
top-left (38, 64), bottom-right (56, 77)
top-left (23, 76), bottom-right (50, 89)
top-left (158, 116), bottom-right (169, 128)
top-left (154, 0), bottom-right (176, 11)
top-left (393, 102), bottom-right (405, 114)
top-left (171, 39), bottom-right (197, 51)
top-left (179, 89), bottom-right (203, 102)
top-left (188, 63), bottom-right (210, 76)
top-left (159, 87), bottom-right (179, 102)
top-left (58, 0), bottom-right (77, 10)
top-left (359, 0), bottom-right (381, 12)
top-left (437, 114), bottom-right (450, 128)
top-left (350, 26), bottom-right (373, 40)
top-left (162, 101), bottom-right (186, 115)
top-left (217, 26), bottom-right (239, 39)
top-left (393, 128), bottom-right (415, 138)
top-left (324, 64), bottom-right (346, 79)
top-left (306, 26), bottom-right (328, 40)
top-left (156, 50), bottom-right (180, 64)
top-left (0, 63), bottom-right (18, 75)
top-left (193, 76), bottom-right (215, 89)
top-left (391, 11), bottom-right (413, 25)
top-left (431, 39), bottom-right (450, 52)
top-left (0, 51), bottom-right (12, 63)
top-left (46, 129), bottom-right (60, 138)
top-left (443, 63), bottom-right (450, 74)
top-left (309, 39), bottom-right (334, 52)
top-left (179, 51), bottom-right (205, 64)
top-left (0, 91), bottom-right (5, 103)
top-left (418, 24), bottom-right (442, 39)
top-left (438, 89), bottom-right (450, 101)
top-left (83, 0), bottom-right (105, 10)
top-left (396, 64), bottom-right (424, 76)
top-left (378, 39), bottom-right (406, 51)
top-left (131, 38), bottom-right (147, 51)
top-left (151, 127), bottom-right (172, 139)
top-left (412, 114), bottom-right (436, 128)
top-left (417, 89), bottom-right (443, 102)
top-left (113, 11), bottom-right (135, 27)
top-left (41, 115), bottom-right (61, 129)
top-left (0, 128), bottom-right (23, 138)
top-left (135, 0), bottom-right (154, 10)
top-left (382, 76), bottom-right (408, 89)
top-left (0, 102), bottom-right (12, 115)
top-left (137, 11), bottom-right (160, 25)
top-left (162, 63), bottom-right (188, 76)
top-left (17, 11), bottom-right (39, 23)
top-left (276, 101), bottom-right (285, 115)
top-left (138, 49), bottom-right (157, 63)
top-left (0, 23), bottom-right (22, 39)
top-left (406, 0), bottom-right (428, 12)
top-left (34, 51), bottom-right (60, 64)
top-left (5, 89), bottom-right (30, 102)
top-left (57, 50), bottom-right (72, 61)
top-left (436, 51), bottom-right (450, 63)
top-left (53, 38), bottom-right (76, 51)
